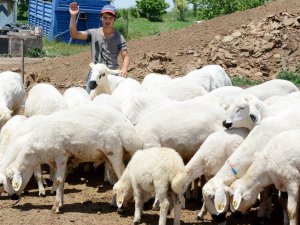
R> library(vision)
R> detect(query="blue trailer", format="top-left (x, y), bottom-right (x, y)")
top-left (28, 0), bottom-right (111, 43)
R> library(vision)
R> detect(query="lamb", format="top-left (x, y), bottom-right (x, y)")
top-left (0, 71), bottom-right (25, 128)
top-left (230, 129), bottom-right (300, 225)
top-left (181, 65), bottom-right (232, 92)
top-left (223, 93), bottom-right (300, 130)
top-left (136, 98), bottom-right (226, 161)
top-left (88, 63), bottom-right (125, 99)
top-left (113, 147), bottom-right (187, 225)
top-left (244, 79), bottom-right (299, 101)
top-left (24, 83), bottom-right (67, 116)
top-left (5, 104), bottom-right (143, 212)
top-left (202, 107), bottom-right (300, 225)
top-left (184, 128), bottom-right (249, 219)
top-left (63, 86), bottom-right (92, 108)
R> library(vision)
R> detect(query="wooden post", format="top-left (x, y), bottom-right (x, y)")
top-left (21, 39), bottom-right (24, 84)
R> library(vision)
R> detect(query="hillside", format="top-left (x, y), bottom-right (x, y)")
top-left (0, 0), bottom-right (300, 88)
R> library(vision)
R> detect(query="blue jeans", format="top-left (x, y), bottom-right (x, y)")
top-left (86, 69), bottom-right (92, 94)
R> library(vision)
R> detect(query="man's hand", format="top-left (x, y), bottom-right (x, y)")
top-left (69, 2), bottom-right (79, 17)
top-left (120, 68), bottom-right (128, 78)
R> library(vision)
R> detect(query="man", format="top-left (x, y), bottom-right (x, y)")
top-left (69, 2), bottom-right (129, 93)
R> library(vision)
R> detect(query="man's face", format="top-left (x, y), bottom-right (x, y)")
top-left (101, 13), bottom-right (115, 28)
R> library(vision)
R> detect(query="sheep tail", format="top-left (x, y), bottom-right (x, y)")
top-left (171, 171), bottom-right (187, 194)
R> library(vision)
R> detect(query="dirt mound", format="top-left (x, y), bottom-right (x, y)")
top-left (195, 12), bottom-right (300, 80)
top-left (0, 0), bottom-right (300, 88)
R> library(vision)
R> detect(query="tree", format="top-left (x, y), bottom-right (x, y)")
top-left (173, 0), bottom-right (188, 21)
top-left (136, 0), bottom-right (169, 21)
top-left (187, 0), bottom-right (201, 17)
top-left (196, 0), bottom-right (268, 20)
top-left (18, 0), bottom-right (29, 19)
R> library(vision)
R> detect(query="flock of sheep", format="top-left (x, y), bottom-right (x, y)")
top-left (0, 63), bottom-right (299, 225)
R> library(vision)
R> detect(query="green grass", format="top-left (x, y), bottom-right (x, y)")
top-left (115, 11), bottom-right (196, 40)
top-left (43, 38), bottom-right (89, 57)
top-left (231, 76), bottom-right (262, 86)
top-left (277, 70), bottom-right (300, 86)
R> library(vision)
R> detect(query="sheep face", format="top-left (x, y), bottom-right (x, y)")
top-left (88, 63), bottom-right (121, 90)
top-left (6, 164), bottom-right (32, 195)
top-left (112, 181), bottom-right (133, 209)
top-left (89, 63), bottom-right (108, 90)
top-left (230, 179), bottom-right (258, 213)
top-left (223, 96), bottom-right (254, 129)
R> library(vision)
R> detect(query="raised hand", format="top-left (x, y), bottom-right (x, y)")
top-left (69, 2), bottom-right (79, 17)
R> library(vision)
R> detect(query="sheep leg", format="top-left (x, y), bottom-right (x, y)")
top-left (106, 153), bottom-right (125, 179)
top-left (52, 157), bottom-right (67, 213)
top-left (159, 196), bottom-right (170, 225)
top-left (197, 199), bottom-right (207, 219)
top-left (287, 183), bottom-right (299, 225)
top-left (133, 185), bottom-right (143, 224)
top-left (33, 166), bottom-right (45, 197)
top-left (256, 186), bottom-right (272, 219)
top-left (153, 180), bottom-right (169, 210)
top-left (104, 162), bottom-right (118, 185)
top-left (172, 193), bottom-right (183, 225)
top-left (50, 165), bottom-right (57, 195)
top-left (279, 192), bottom-right (288, 225)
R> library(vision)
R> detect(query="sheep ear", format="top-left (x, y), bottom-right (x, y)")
top-left (214, 188), bottom-right (228, 213)
top-left (12, 174), bottom-right (22, 192)
top-left (89, 62), bottom-right (95, 68)
top-left (249, 104), bottom-right (261, 124)
top-left (231, 192), bottom-right (242, 212)
top-left (107, 68), bottom-right (121, 76)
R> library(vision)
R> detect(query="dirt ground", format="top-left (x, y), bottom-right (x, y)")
top-left (0, 0), bottom-right (299, 224)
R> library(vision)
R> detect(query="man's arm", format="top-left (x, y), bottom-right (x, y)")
top-left (120, 50), bottom-right (129, 78)
top-left (69, 2), bottom-right (89, 40)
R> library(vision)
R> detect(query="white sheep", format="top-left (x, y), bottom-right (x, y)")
top-left (0, 71), bottom-right (25, 128)
top-left (113, 147), bottom-right (187, 225)
top-left (5, 104), bottom-right (143, 212)
top-left (193, 86), bottom-right (244, 110)
top-left (181, 65), bottom-right (232, 92)
top-left (184, 128), bottom-right (249, 219)
top-left (122, 92), bottom-right (177, 125)
top-left (244, 79), bottom-right (299, 101)
top-left (230, 129), bottom-right (300, 225)
top-left (88, 63), bottom-right (124, 98)
top-left (63, 86), bottom-right (92, 108)
top-left (92, 94), bottom-right (121, 111)
top-left (24, 83), bottom-right (67, 116)
top-left (0, 115), bottom-right (47, 198)
top-left (111, 77), bottom-right (142, 111)
top-left (136, 98), bottom-right (226, 161)
top-left (202, 107), bottom-right (300, 224)
top-left (223, 93), bottom-right (300, 130)
top-left (146, 77), bottom-right (208, 101)
top-left (141, 73), bottom-right (172, 92)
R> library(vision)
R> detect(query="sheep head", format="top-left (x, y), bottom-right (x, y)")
top-left (88, 63), bottom-right (121, 91)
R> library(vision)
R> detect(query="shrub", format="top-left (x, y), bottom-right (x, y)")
top-left (25, 47), bottom-right (46, 58)
top-left (277, 70), bottom-right (300, 86)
